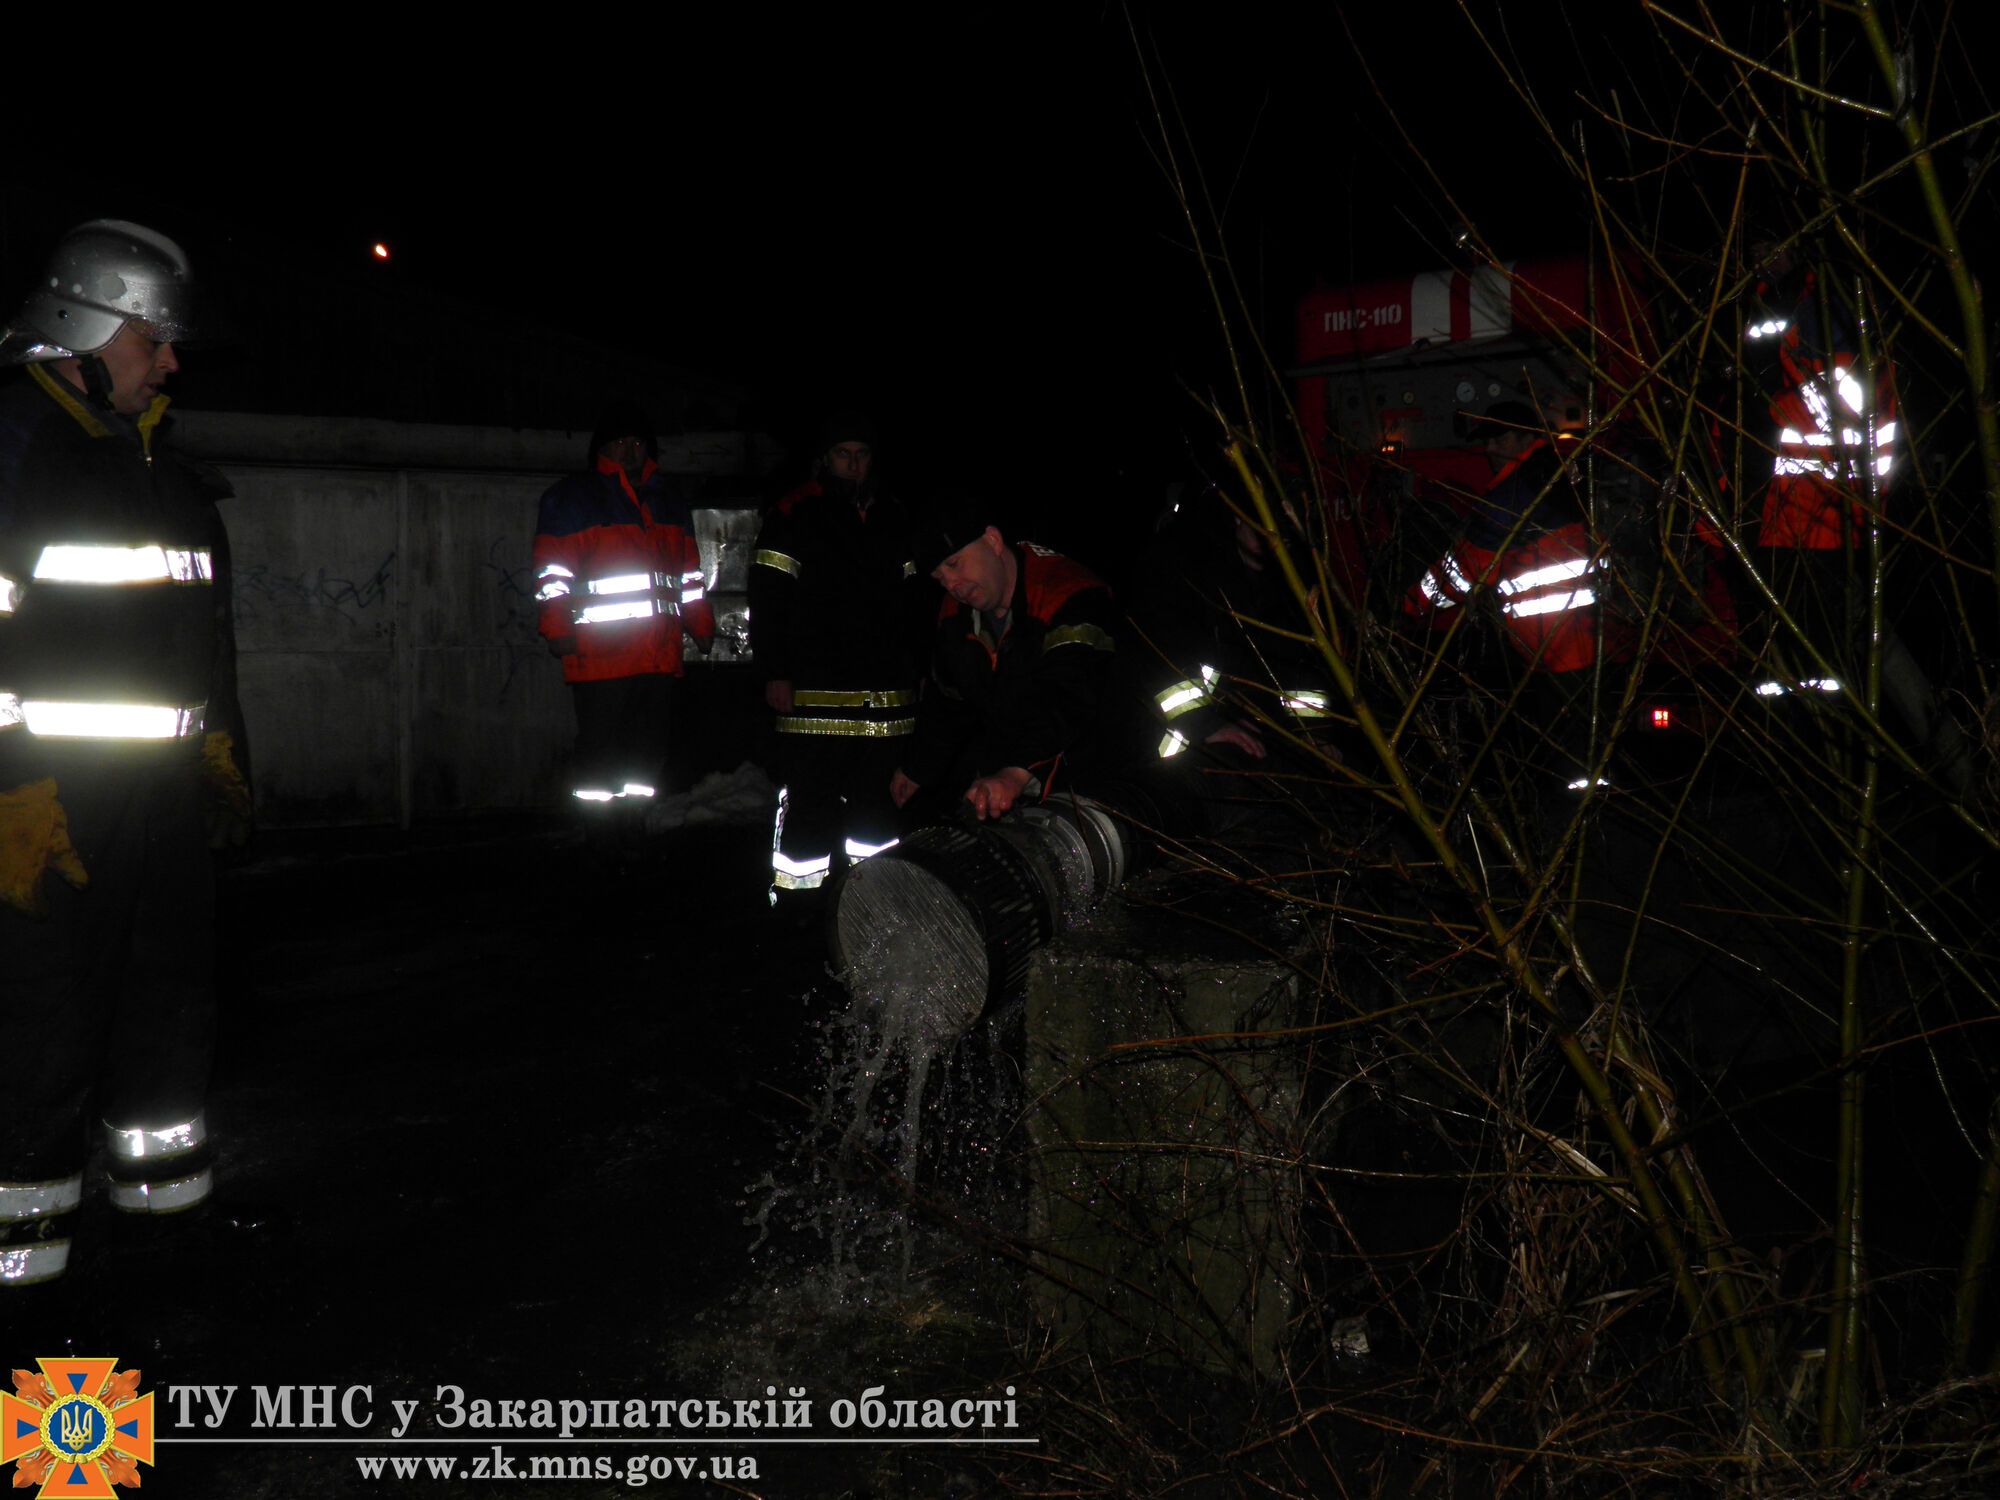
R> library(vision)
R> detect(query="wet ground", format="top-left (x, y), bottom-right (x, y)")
top-left (16, 815), bottom-right (1018, 1499)
top-left (14, 790), bottom-right (1993, 1498)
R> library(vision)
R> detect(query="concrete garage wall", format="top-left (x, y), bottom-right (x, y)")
top-left (183, 414), bottom-right (775, 827)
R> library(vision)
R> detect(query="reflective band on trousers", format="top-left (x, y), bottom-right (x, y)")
top-left (0, 1173), bottom-right (83, 1285)
top-left (34, 543), bottom-right (213, 584)
top-left (772, 851), bottom-right (831, 890)
top-left (106, 1113), bottom-right (208, 1162)
top-left (5, 699), bottom-right (205, 740)
top-left (769, 785), bottom-right (827, 891)
top-left (792, 687), bottom-right (917, 709)
top-left (844, 835), bottom-right (899, 859)
top-left (573, 783), bottom-right (656, 801)
top-left (0, 1174), bottom-right (83, 1221)
top-left (0, 1241), bottom-right (70, 1285)
top-left (1158, 728), bottom-right (1189, 759)
top-left (0, 573), bottom-right (16, 613)
top-left (109, 1167), bottom-right (214, 1215)
top-left (774, 715), bottom-right (917, 737)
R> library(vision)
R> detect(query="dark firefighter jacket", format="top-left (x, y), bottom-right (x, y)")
top-left (748, 479), bottom-right (926, 733)
top-left (1746, 270), bottom-right (1897, 550)
top-left (1128, 501), bottom-right (1336, 760)
top-left (907, 541), bottom-right (1120, 792)
top-left (0, 363), bottom-right (240, 788)
top-left (532, 457), bottom-right (714, 684)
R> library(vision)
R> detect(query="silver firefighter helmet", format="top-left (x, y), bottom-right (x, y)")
top-left (0, 219), bottom-right (194, 365)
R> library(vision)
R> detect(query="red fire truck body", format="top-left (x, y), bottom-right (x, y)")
top-left (1292, 255), bottom-right (1654, 608)
top-left (1295, 256), bottom-right (1640, 487)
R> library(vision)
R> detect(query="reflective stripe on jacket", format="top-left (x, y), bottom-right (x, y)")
top-left (531, 457), bottom-right (714, 684)
top-left (1404, 440), bottom-right (1631, 675)
top-left (1749, 275), bottom-right (1897, 550)
top-left (0, 364), bottom-right (231, 775)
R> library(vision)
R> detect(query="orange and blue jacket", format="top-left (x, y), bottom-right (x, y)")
top-left (531, 457), bottom-right (714, 684)
top-left (1406, 440), bottom-right (1632, 676)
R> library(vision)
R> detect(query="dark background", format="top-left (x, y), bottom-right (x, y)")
top-left (2, 7), bottom-right (1606, 565)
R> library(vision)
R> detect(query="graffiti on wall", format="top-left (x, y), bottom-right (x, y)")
top-left (485, 535), bottom-right (554, 699)
top-left (234, 553), bottom-right (398, 629)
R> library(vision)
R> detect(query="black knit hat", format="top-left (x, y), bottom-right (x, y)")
top-left (915, 489), bottom-right (1002, 574)
top-left (587, 399), bottom-right (657, 469)
top-left (814, 411), bottom-right (878, 454)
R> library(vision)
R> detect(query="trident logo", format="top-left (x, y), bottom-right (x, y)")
top-left (57, 1403), bottom-right (95, 1453)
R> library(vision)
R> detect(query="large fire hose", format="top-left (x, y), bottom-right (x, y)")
top-left (830, 791), bottom-right (1158, 1040)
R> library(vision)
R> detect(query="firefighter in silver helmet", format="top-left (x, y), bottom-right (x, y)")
top-left (0, 220), bottom-right (250, 1296)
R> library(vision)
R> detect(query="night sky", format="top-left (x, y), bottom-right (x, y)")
top-left (3, 5), bottom-right (1779, 545)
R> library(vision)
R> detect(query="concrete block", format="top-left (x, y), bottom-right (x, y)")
top-left (1024, 895), bottom-right (1304, 1377)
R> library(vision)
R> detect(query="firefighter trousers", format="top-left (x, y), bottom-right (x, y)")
top-left (568, 673), bottom-right (682, 799)
top-left (770, 731), bottom-right (906, 899)
top-left (0, 756), bottom-right (218, 1287)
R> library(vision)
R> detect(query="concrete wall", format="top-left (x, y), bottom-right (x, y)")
top-left (193, 414), bottom-right (775, 827)
top-left (1025, 903), bottom-right (1304, 1379)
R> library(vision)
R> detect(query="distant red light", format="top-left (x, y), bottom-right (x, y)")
top-left (1650, 706), bottom-right (1672, 729)
top-left (371, 243), bottom-right (390, 261)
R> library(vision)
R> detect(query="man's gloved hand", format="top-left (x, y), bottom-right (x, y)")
top-left (0, 777), bottom-right (89, 916)
top-left (964, 765), bottom-right (1033, 821)
top-left (203, 731), bottom-right (255, 849)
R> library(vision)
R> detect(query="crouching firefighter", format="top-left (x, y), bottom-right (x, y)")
top-left (1127, 481), bottom-right (1348, 838)
top-left (749, 415), bottom-right (925, 911)
top-left (1, 220), bottom-right (251, 1290)
top-left (893, 492), bottom-right (1122, 822)
top-left (1404, 402), bottom-right (1637, 789)
top-left (533, 402), bottom-right (715, 843)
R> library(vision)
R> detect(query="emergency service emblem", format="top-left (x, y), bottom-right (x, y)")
top-left (2, 1359), bottom-right (155, 1497)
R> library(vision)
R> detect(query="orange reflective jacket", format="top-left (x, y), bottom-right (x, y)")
top-left (531, 457), bottom-right (715, 684)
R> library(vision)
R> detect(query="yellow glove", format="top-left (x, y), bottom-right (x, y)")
top-left (0, 777), bottom-right (89, 917)
top-left (202, 731), bottom-right (254, 848)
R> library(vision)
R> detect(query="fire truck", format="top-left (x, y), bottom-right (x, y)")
top-left (1292, 256), bottom-right (1631, 497)
top-left (1289, 255), bottom-right (1739, 766)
